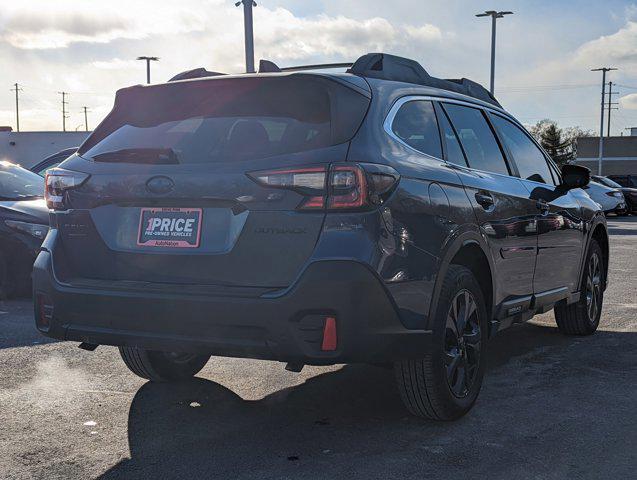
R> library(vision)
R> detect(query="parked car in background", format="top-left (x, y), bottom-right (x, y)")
top-left (0, 162), bottom-right (49, 298)
top-left (608, 174), bottom-right (637, 188)
top-left (30, 147), bottom-right (78, 177)
top-left (583, 180), bottom-right (626, 215)
top-left (34, 53), bottom-right (608, 421)
top-left (592, 175), bottom-right (637, 214)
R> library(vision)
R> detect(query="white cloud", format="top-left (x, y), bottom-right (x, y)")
top-left (404, 24), bottom-right (443, 42)
top-left (620, 93), bottom-right (637, 109)
top-left (0, 0), bottom-right (209, 49)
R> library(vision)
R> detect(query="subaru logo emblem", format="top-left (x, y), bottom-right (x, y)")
top-left (146, 176), bottom-right (174, 194)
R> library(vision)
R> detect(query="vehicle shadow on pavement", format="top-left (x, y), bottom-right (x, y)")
top-left (97, 322), bottom-right (602, 479)
top-left (0, 299), bottom-right (60, 350)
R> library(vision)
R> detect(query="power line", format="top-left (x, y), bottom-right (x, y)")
top-left (58, 91), bottom-right (69, 132)
top-left (10, 83), bottom-right (23, 132)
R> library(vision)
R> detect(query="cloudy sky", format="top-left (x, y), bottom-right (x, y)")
top-left (2, 0), bottom-right (637, 133)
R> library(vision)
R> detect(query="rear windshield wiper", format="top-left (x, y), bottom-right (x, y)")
top-left (91, 148), bottom-right (181, 165)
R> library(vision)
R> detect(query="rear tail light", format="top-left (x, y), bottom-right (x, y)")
top-left (45, 168), bottom-right (89, 210)
top-left (248, 163), bottom-right (398, 211)
top-left (328, 165), bottom-right (367, 209)
top-left (606, 190), bottom-right (623, 198)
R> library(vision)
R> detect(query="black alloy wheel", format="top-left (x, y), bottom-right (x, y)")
top-left (444, 289), bottom-right (482, 398)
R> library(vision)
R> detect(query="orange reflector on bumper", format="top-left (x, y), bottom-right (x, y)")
top-left (321, 316), bottom-right (337, 351)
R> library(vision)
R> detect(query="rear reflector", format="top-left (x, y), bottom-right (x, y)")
top-left (36, 293), bottom-right (54, 332)
top-left (321, 316), bottom-right (337, 351)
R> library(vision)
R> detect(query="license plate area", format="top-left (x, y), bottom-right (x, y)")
top-left (137, 207), bottom-right (202, 248)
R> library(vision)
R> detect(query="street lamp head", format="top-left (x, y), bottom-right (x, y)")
top-left (476, 10), bottom-right (513, 18)
top-left (136, 56), bottom-right (159, 61)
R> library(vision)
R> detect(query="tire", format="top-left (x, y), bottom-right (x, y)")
top-left (394, 265), bottom-right (488, 420)
top-left (554, 239), bottom-right (604, 335)
top-left (119, 347), bottom-right (210, 382)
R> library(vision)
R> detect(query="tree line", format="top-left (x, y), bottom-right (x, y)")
top-left (527, 119), bottom-right (594, 166)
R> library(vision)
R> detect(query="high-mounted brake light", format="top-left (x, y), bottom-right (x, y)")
top-left (45, 168), bottom-right (90, 210)
top-left (247, 163), bottom-right (398, 211)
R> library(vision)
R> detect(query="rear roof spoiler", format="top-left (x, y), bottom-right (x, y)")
top-left (259, 53), bottom-right (501, 108)
top-left (169, 68), bottom-right (226, 82)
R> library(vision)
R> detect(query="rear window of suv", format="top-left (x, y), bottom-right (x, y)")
top-left (442, 103), bottom-right (510, 176)
top-left (79, 76), bottom-right (370, 164)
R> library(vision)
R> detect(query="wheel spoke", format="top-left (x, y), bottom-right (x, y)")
top-left (464, 327), bottom-right (481, 347)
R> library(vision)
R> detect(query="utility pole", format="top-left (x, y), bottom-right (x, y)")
top-left (606, 81), bottom-right (619, 137)
top-left (81, 106), bottom-right (90, 132)
top-left (236, 1), bottom-right (257, 73)
top-left (58, 91), bottom-right (69, 132)
top-left (136, 56), bottom-right (159, 84)
top-left (10, 83), bottom-right (22, 132)
top-left (591, 67), bottom-right (617, 175)
top-left (476, 10), bottom-right (513, 95)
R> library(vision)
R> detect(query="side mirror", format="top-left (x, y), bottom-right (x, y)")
top-left (560, 164), bottom-right (590, 190)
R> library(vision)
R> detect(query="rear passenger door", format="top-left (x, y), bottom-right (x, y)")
top-left (440, 102), bottom-right (539, 308)
top-left (489, 114), bottom-right (584, 296)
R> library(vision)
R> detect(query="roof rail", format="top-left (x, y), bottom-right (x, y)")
top-left (347, 53), bottom-right (501, 107)
top-left (258, 59), bottom-right (352, 73)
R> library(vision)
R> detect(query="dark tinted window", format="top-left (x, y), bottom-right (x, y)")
top-left (0, 163), bottom-right (43, 200)
top-left (437, 106), bottom-right (467, 167)
top-left (79, 77), bottom-right (370, 164)
top-left (592, 176), bottom-right (622, 188)
top-left (391, 100), bottom-right (442, 158)
top-left (491, 115), bottom-right (554, 185)
top-left (609, 175), bottom-right (637, 187)
top-left (443, 103), bottom-right (509, 175)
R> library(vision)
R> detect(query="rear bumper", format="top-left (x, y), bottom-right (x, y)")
top-left (33, 251), bottom-right (432, 365)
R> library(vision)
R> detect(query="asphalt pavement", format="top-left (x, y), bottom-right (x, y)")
top-left (1, 217), bottom-right (636, 479)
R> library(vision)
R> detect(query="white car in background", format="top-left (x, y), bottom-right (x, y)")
top-left (583, 180), bottom-right (627, 215)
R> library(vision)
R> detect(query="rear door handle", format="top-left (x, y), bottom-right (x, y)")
top-left (475, 191), bottom-right (494, 209)
top-left (536, 199), bottom-right (550, 214)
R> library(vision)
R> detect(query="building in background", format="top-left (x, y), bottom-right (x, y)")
top-left (0, 128), bottom-right (90, 169)
top-left (574, 134), bottom-right (637, 175)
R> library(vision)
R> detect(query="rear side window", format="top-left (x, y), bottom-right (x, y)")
top-left (391, 100), bottom-right (442, 158)
top-left (491, 115), bottom-right (555, 185)
top-left (437, 106), bottom-right (468, 167)
top-left (79, 76), bottom-right (370, 164)
top-left (442, 103), bottom-right (509, 175)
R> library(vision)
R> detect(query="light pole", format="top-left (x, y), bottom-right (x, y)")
top-left (136, 56), bottom-right (159, 84)
top-left (476, 10), bottom-right (513, 95)
top-left (236, 1), bottom-right (257, 73)
top-left (592, 67), bottom-right (617, 175)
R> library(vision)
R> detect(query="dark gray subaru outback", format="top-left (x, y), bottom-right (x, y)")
top-left (34, 53), bottom-right (608, 420)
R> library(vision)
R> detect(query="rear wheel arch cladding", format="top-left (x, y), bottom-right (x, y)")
top-left (427, 235), bottom-right (494, 332)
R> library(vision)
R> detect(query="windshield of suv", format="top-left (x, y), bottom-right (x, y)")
top-left (79, 76), bottom-right (370, 164)
top-left (0, 162), bottom-right (44, 200)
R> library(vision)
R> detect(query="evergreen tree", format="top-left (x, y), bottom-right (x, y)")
top-left (540, 123), bottom-right (573, 165)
